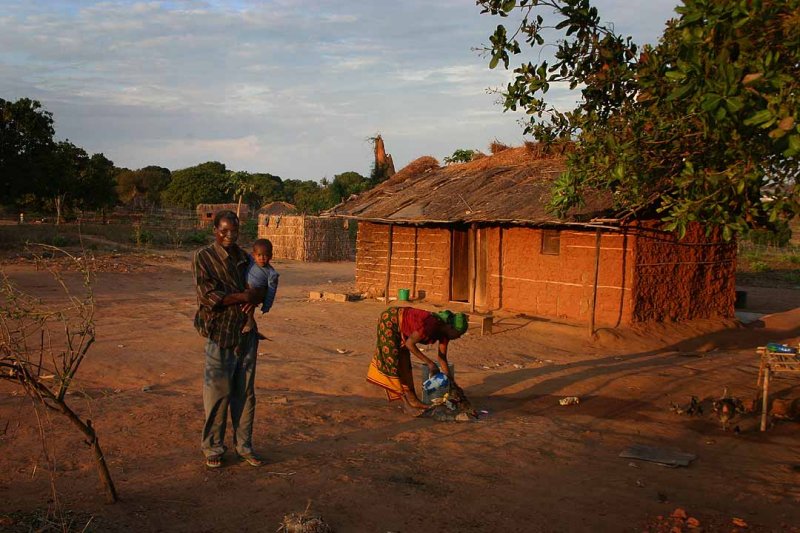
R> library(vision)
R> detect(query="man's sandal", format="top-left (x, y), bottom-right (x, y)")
top-left (205, 455), bottom-right (223, 469)
top-left (238, 453), bottom-right (265, 467)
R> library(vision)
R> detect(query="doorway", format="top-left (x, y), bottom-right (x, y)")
top-left (450, 226), bottom-right (488, 306)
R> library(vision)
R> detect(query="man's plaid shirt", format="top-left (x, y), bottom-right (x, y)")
top-left (193, 241), bottom-right (250, 348)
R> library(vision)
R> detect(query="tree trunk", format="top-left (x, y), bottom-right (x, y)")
top-left (55, 195), bottom-right (62, 225)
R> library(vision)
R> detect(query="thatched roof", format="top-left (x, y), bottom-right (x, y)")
top-left (325, 145), bottom-right (613, 226)
top-left (259, 201), bottom-right (297, 216)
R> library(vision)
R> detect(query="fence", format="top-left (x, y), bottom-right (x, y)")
top-left (0, 207), bottom-right (209, 249)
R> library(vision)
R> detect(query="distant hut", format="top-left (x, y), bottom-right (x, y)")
top-left (326, 145), bottom-right (736, 327)
top-left (196, 203), bottom-right (250, 227)
top-left (258, 201), bottom-right (298, 217)
top-left (258, 214), bottom-right (354, 262)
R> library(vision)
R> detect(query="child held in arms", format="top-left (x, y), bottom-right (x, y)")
top-left (243, 238), bottom-right (279, 336)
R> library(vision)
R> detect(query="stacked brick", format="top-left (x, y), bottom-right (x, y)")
top-left (355, 223), bottom-right (450, 300)
top-left (485, 227), bottom-right (635, 327)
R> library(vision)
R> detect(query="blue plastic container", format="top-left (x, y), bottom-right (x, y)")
top-left (420, 364), bottom-right (454, 404)
top-left (423, 372), bottom-right (449, 395)
top-left (766, 342), bottom-right (798, 354)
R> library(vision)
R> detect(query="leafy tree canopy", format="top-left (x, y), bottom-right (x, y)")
top-left (78, 153), bottom-right (117, 211)
top-left (116, 165), bottom-right (171, 207)
top-left (161, 161), bottom-right (229, 209)
top-left (250, 173), bottom-right (284, 207)
top-left (0, 98), bottom-right (56, 204)
top-left (329, 171), bottom-right (369, 203)
top-left (1, 98), bottom-right (118, 213)
top-left (481, 0), bottom-right (799, 239)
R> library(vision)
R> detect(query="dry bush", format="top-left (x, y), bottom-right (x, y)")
top-left (0, 244), bottom-right (118, 504)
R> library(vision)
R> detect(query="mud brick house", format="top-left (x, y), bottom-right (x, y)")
top-left (196, 203), bottom-right (249, 227)
top-left (325, 145), bottom-right (736, 327)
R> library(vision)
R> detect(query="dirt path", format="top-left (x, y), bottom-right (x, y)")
top-left (1, 256), bottom-right (799, 532)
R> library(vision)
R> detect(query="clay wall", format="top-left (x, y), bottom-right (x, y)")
top-left (631, 222), bottom-right (736, 321)
top-left (355, 222), bottom-right (450, 300)
top-left (484, 227), bottom-right (634, 326)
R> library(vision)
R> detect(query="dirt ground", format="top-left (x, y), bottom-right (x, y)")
top-left (1, 251), bottom-right (799, 532)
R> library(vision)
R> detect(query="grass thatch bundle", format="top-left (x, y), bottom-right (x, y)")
top-left (388, 155), bottom-right (439, 185)
top-left (524, 140), bottom-right (575, 158)
top-left (489, 140), bottom-right (510, 154)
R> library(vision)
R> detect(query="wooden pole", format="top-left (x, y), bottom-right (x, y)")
top-left (760, 366), bottom-right (770, 431)
top-left (589, 228), bottom-right (601, 334)
top-left (470, 223), bottom-right (477, 313)
top-left (383, 224), bottom-right (394, 302)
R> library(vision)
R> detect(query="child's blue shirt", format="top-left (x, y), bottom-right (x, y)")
top-left (246, 260), bottom-right (279, 313)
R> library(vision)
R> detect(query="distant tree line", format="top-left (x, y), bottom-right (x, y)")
top-left (1, 98), bottom-right (385, 219)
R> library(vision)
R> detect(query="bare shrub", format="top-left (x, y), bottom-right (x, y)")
top-left (0, 244), bottom-right (118, 504)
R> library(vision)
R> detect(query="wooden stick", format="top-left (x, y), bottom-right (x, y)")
top-left (589, 228), bottom-right (601, 334)
top-left (470, 223), bottom-right (477, 313)
top-left (383, 224), bottom-right (393, 302)
top-left (760, 365), bottom-right (770, 432)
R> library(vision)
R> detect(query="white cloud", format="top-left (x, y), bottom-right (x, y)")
top-left (0, 0), bottom-right (680, 179)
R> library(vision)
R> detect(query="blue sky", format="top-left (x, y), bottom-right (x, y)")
top-left (0, 1), bottom-right (679, 180)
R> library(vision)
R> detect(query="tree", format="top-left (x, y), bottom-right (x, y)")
top-left (288, 180), bottom-right (333, 214)
top-left (0, 98), bottom-right (56, 205)
top-left (116, 165), bottom-right (171, 208)
top-left (161, 161), bottom-right (229, 208)
top-left (43, 141), bottom-right (88, 224)
top-left (329, 171), bottom-right (369, 203)
top-left (77, 153), bottom-right (117, 213)
top-left (480, 0), bottom-right (799, 239)
top-left (250, 173), bottom-right (284, 208)
top-left (225, 171), bottom-right (257, 218)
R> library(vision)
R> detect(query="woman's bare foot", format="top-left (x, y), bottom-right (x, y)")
top-left (401, 402), bottom-right (427, 416)
top-left (403, 393), bottom-right (427, 410)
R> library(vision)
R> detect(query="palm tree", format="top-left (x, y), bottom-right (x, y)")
top-left (225, 171), bottom-right (255, 218)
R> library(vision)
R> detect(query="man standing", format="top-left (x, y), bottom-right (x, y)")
top-left (193, 210), bottom-right (265, 468)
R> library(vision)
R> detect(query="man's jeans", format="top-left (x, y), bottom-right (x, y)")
top-left (201, 332), bottom-right (258, 458)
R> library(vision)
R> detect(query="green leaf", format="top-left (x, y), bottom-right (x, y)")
top-left (724, 97), bottom-right (744, 113)
top-left (743, 109), bottom-right (773, 126)
top-left (502, 0), bottom-right (516, 13)
top-left (701, 93), bottom-right (722, 111)
top-left (489, 55), bottom-right (500, 69)
top-left (665, 70), bottom-right (686, 80)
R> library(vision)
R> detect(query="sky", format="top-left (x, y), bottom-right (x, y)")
top-left (0, 0), bottom-right (680, 181)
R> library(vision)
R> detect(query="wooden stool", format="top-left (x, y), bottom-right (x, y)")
top-left (756, 347), bottom-right (800, 431)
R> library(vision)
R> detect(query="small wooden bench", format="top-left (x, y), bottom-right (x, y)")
top-left (756, 346), bottom-right (800, 431)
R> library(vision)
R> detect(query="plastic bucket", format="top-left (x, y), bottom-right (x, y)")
top-left (398, 288), bottom-right (410, 301)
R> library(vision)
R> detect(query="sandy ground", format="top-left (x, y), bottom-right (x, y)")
top-left (1, 252), bottom-right (799, 532)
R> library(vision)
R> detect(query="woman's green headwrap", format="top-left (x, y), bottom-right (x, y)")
top-left (434, 310), bottom-right (468, 334)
